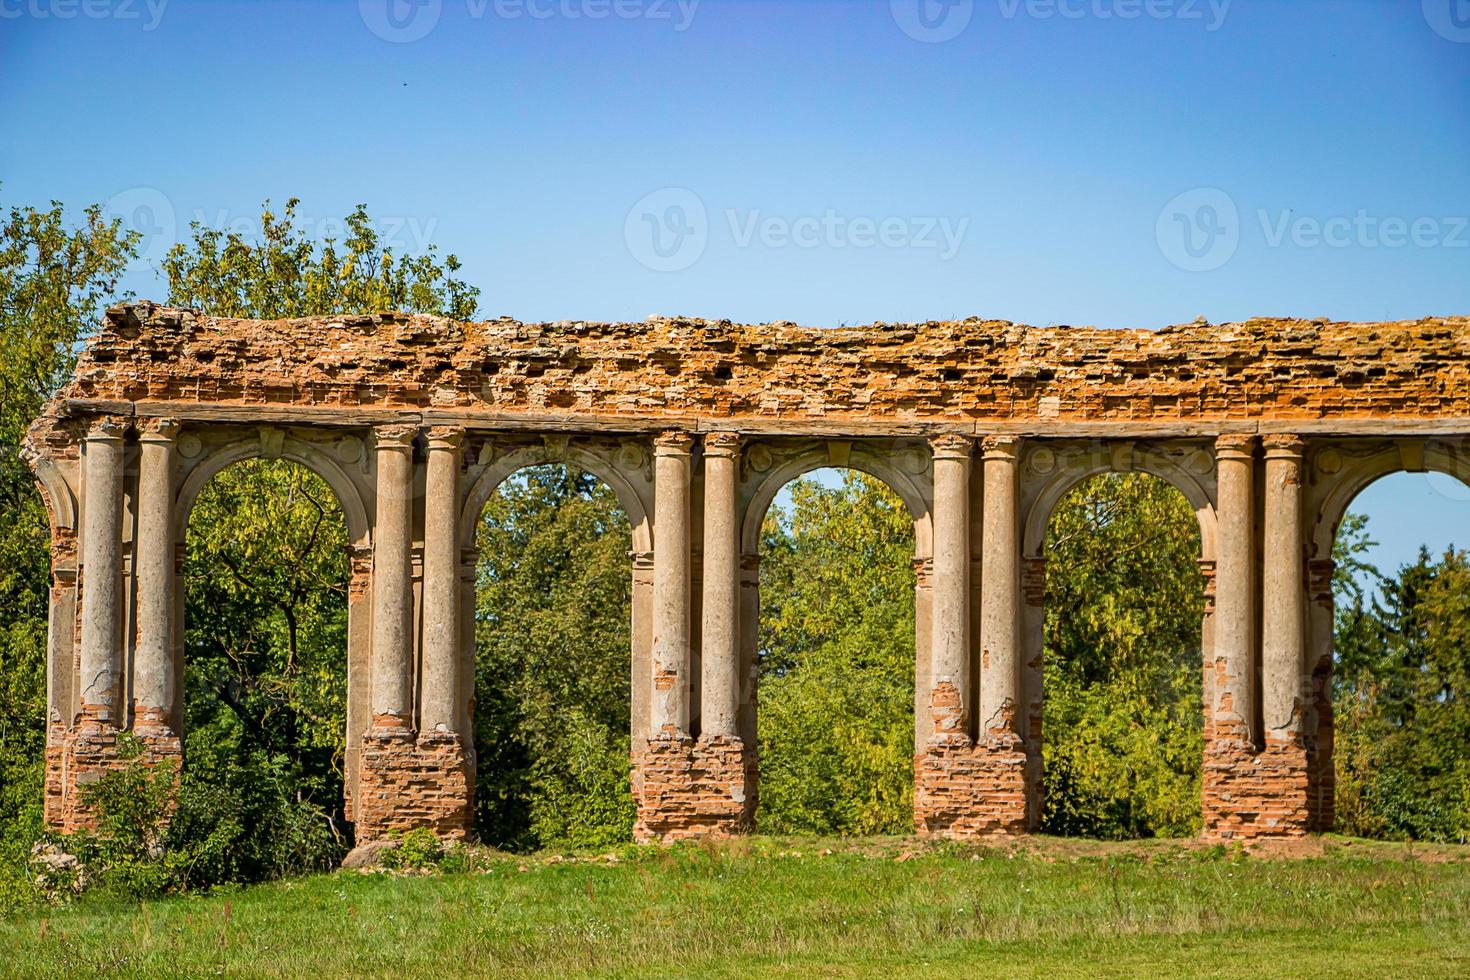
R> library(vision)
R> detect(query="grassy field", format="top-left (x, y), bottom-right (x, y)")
top-left (2, 835), bottom-right (1468, 978)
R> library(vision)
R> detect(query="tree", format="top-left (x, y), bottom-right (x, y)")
top-left (1040, 473), bottom-right (1205, 838)
top-left (0, 195), bottom-right (137, 895)
top-left (756, 471), bottom-right (917, 835)
top-left (472, 466), bottom-right (634, 850)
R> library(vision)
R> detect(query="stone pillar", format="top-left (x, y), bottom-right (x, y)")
top-left (1210, 435), bottom-right (1257, 746)
top-left (915, 434), bottom-right (1027, 838)
top-left (699, 433), bottom-right (741, 738)
top-left (650, 431), bottom-right (693, 737)
top-left (1262, 435), bottom-right (1307, 739)
top-left (1020, 555), bottom-right (1047, 829)
top-left (1306, 556), bottom-right (1337, 831)
top-left (928, 433), bottom-right (973, 740)
top-left (979, 435), bottom-right (1022, 741)
top-left (133, 419), bottom-right (179, 737)
top-left (370, 425), bottom-right (416, 727)
top-left (78, 416), bottom-right (127, 727)
top-left (358, 425), bottom-right (431, 843)
top-left (420, 427), bottom-right (463, 736)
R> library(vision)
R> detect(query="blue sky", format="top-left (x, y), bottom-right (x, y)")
top-left (3, 0), bottom-right (1468, 575)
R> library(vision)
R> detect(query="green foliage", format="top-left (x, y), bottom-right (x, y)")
top-left (0, 192), bottom-right (138, 909)
top-left (473, 466), bottom-right (635, 851)
top-left (756, 471), bottom-right (917, 836)
top-left (383, 828), bottom-right (445, 871)
top-left (162, 198), bottom-right (479, 321)
top-left (1041, 473), bottom-right (1205, 839)
top-left (1334, 540), bottom-right (1470, 843)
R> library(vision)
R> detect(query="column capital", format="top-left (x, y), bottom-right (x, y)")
top-left (86, 415), bottom-right (129, 442)
top-left (137, 417), bottom-right (182, 443)
top-left (1214, 433), bottom-right (1256, 460)
top-left (980, 434), bottom-right (1022, 460)
top-left (425, 425), bottom-right (465, 452)
top-left (653, 431), bottom-right (694, 457)
top-left (929, 433), bottom-right (974, 460)
top-left (374, 424), bottom-right (418, 451)
top-left (703, 431), bottom-right (742, 458)
top-left (1262, 434), bottom-right (1306, 459)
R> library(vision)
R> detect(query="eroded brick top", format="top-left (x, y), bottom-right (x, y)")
top-left (39, 301), bottom-right (1470, 433)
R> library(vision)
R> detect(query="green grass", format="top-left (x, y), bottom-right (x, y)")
top-left (3, 836), bottom-right (1469, 978)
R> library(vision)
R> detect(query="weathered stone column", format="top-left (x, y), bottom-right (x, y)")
top-left (78, 416), bottom-right (127, 728)
top-left (1262, 435), bottom-right (1306, 739)
top-left (357, 425), bottom-right (423, 844)
top-left (133, 418), bottom-right (179, 736)
top-left (916, 434), bottom-right (1027, 838)
top-left (650, 431), bottom-right (693, 737)
top-left (1210, 434), bottom-right (1256, 746)
top-left (979, 435), bottom-right (1022, 741)
top-left (928, 433), bottom-right (973, 741)
top-left (420, 426), bottom-right (462, 736)
top-left (700, 432), bottom-right (741, 737)
top-left (370, 425), bottom-right (416, 727)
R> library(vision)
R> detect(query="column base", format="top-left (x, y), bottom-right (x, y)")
top-left (633, 733), bottom-right (756, 843)
top-left (1202, 735), bottom-right (1312, 841)
top-left (44, 719), bottom-right (182, 834)
top-left (355, 720), bottom-right (472, 844)
top-left (914, 736), bottom-right (1030, 838)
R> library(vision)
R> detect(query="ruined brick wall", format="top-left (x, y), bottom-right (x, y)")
top-left (40, 303), bottom-right (1470, 433)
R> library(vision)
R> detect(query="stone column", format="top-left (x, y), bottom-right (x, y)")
top-left (370, 425), bottom-right (417, 727)
top-left (650, 431), bottom-right (693, 737)
top-left (979, 435), bottom-right (1021, 741)
top-left (78, 416), bottom-right (127, 727)
top-left (1212, 434), bottom-right (1256, 745)
top-left (420, 426), bottom-right (462, 735)
top-left (1261, 435), bottom-right (1306, 739)
top-left (929, 434), bottom-right (973, 741)
top-left (699, 432), bottom-right (741, 738)
top-left (133, 419), bottom-right (179, 734)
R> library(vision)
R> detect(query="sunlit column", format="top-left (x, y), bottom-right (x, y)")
top-left (979, 435), bottom-right (1021, 740)
top-left (1262, 434), bottom-right (1306, 739)
top-left (77, 416), bottom-right (127, 727)
top-left (700, 432), bottom-right (741, 739)
top-left (420, 426), bottom-right (463, 735)
top-left (929, 433), bottom-right (973, 741)
top-left (371, 425), bottom-right (417, 726)
top-left (1213, 434), bottom-right (1257, 745)
top-left (133, 417), bottom-right (180, 731)
top-left (651, 431), bottom-right (693, 736)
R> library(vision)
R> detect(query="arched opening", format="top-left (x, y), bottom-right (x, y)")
top-left (1039, 471), bottom-right (1205, 838)
top-left (180, 458), bottom-right (352, 874)
top-left (752, 467), bottom-right (919, 835)
top-left (472, 464), bottom-right (635, 851)
top-left (1328, 469), bottom-right (1470, 843)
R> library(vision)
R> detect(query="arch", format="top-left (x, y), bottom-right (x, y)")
top-left (174, 436), bottom-right (371, 548)
top-left (26, 453), bottom-right (77, 540)
top-left (1312, 443), bottom-right (1470, 562)
top-left (460, 443), bottom-right (653, 557)
top-left (739, 447), bottom-right (933, 559)
top-left (1022, 452), bottom-right (1217, 563)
